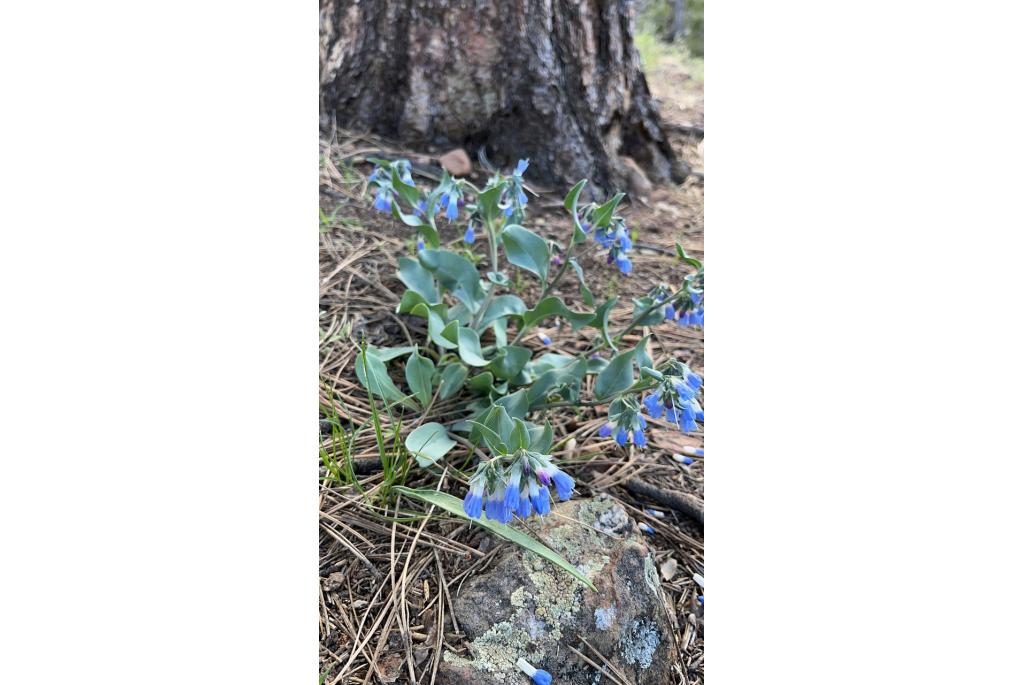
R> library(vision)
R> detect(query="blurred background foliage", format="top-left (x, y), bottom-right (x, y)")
top-left (637, 0), bottom-right (704, 58)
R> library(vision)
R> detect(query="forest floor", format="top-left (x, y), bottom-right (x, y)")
top-left (318, 46), bottom-right (704, 685)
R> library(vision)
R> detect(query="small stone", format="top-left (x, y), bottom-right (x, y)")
top-left (439, 148), bottom-right (472, 176)
top-left (660, 558), bottom-right (678, 581)
top-left (438, 499), bottom-right (678, 685)
top-left (323, 572), bottom-right (346, 592)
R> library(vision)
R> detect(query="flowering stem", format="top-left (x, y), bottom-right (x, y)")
top-left (535, 380), bottom-right (657, 411)
top-left (587, 288), bottom-right (689, 355)
top-left (470, 217), bottom-right (501, 329)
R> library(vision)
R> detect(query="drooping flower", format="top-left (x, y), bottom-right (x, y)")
top-left (485, 491), bottom-right (512, 524)
top-left (464, 224), bottom-right (475, 244)
top-left (592, 218), bottom-right (634, 275)
top-left (416, 238), bottom-right (425, 252)
top-left (439, 190), bottom-right (461, 221)
top-left (514, 159), bottom-right (529, 176)
top-left (528, 479), bottom-right (551, 516)
top-left (502, 465), bottom-right (523, 513)
top-left (462, 472), bottom-right (485, 518)
top-left (642, 362), bottom-right (704, 434)
top-left (615, 253), bottom-right (632, 274)
top-left (539, 333), bottom-right (551, 345)
top-left (601, 397), bottom-right (648, 448)
top-left (536, 463), bottom-right (575, 501)
top-left (673, 290), bottom-right (704, 328)
top-left (373, 189), bottom-right (392, 213)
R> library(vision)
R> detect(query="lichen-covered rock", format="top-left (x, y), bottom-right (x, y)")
top-left (439, 497), bottom-right (678, 685)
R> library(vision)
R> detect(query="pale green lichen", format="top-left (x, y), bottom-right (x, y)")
top-left (644, 554), bottom-right (660, 594)
top-left (444, 620), bottom-right (539, 682)
top-left (510, 586), bottom-right (531, 609)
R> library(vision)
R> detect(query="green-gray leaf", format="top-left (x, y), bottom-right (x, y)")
top-left (568, 258), bottom-right (594, 307)
top-left (398, 257), bottom-right (440, 304)
top-left (355, 346), bottom-right (416, 409)
top-left (483, 404), bottom-right (515, 445)
top-left (520, 296), bottom-right (594, 331)
top-left (528, 421), bottom-right (554, 453)
top-left (632, 296), bottom-right (667, 326)
top-left (501, 225), bottom-right (550, 281)
top-left (418, 249), bottom-right (487, 312)
top-left (376, 346), bottom-right (417, 362)
top-left (591, 192), bottom-right (625, 229)
top-left (594, 348), bottom-right (637, 400)
top-left (634, 334), bottom-right (653, 372)
top-left (404, 423), bottom-right (457, 468)
top-left (593, 298), bottom-right (618, 350)
top-left (495, 389), bottom-right (530, 419)
top-left (564, 179), bottom-right (589, 244)
top-left (487, 345), bottom-right (532, 380)
top-left (404, 351), bottom-right (435, 406)
top-left (511, 418), bottom-right (531, 451)
top-left (392, 486), bottom-right (596, 591)
top-left (438, 363), bottom-right (469, 400)
top-left (467, 371), bottom-right (496, 395)
top-left (456, 327), bottom-right (488, 367)
top-left (410, 303), bottom-right (459, 350)
top-left (478, 294), bottom-right (527, 330)
top-left (468, 420), bottom-right (509, 455)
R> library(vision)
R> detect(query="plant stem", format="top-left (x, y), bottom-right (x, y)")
top-left (470, 217), bottom-right (500, 329)
top-left (587, 288), bottom-right (688, 355)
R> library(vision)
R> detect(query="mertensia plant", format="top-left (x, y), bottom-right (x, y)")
top-left (358, 158), bottom-right (704, 524)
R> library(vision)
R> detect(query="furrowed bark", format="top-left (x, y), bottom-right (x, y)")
top-left (320, 0), bottom-right (687, 196)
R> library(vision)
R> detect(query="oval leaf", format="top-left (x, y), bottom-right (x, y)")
top-left (501, 225), bottom-right (550, 281)
top-left (404, 351), bottom-right (435, 406)
top-left (456, 327), bottom-right (489, 367)
top-left (398, 257), bottom-right (440, 304)
top-left (438, 363), bottom-right (469, 400)
top-left (594, 348), bottom-right (637, 400)
top-left (404, 423), bottom-right (457, 468)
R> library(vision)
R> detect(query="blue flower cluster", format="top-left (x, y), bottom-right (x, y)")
top-left (462, 453), bottom-right (575, 523)
top-left (368, 161), bottom-right (414, 214)
top-left (501, 159), bottom-right (530, 218)
top-left (667, 291), bottom-right (704, 327)
top-left (642, 364), bottom-right (704, 433)
top-left (593, 218), bottom-right (633, 274)
top-left (598, 398), bottom-right (648, 447)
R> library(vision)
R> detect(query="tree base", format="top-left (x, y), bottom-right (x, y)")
top-left (320, 0), bottom-right (687, 197)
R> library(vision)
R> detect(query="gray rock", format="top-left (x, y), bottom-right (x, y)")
top-left (439, 497), bottom-right (678, 685)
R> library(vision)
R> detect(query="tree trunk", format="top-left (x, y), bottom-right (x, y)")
top-left (667, 0), bottom-right (687, 43)
top-left (320, 0), bottom-right (687, 196)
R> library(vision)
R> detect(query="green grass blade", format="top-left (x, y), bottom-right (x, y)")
top-left (392, 486), bottom-right (596, 591)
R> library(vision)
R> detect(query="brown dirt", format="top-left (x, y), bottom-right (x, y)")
top-left (319, 52), bottom-right (704, 685)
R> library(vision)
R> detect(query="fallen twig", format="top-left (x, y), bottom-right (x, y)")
top-left (625, 478), bottom-right (704, 525)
